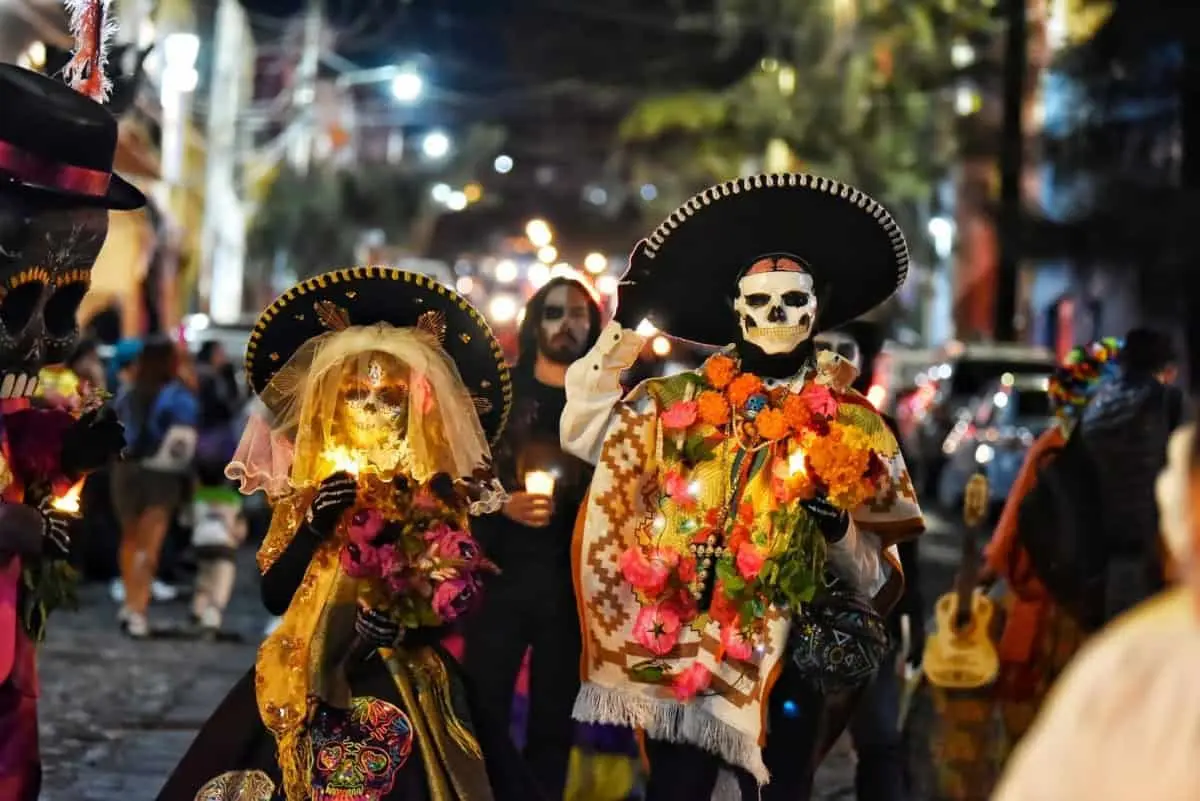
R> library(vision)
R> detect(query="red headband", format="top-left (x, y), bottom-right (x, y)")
top-left (744, 256), bottom-right (807, 276)
top-left (0, 140), bottom-right (112, 198)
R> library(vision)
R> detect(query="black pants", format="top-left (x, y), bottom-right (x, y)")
top-left (461, 557), bottom-right (581, 800)
top-left (643, 663), bottom-right (826, 801)
top-left (849, 652), bottom-right (906, 801)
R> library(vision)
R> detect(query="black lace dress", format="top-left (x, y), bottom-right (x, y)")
top-left (154, 525), bottom-right (544, 801)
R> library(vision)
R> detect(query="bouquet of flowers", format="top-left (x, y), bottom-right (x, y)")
top-left (337, 475), bottom-right (498, 630)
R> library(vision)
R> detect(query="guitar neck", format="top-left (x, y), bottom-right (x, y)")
top-left (954, 525), bottom-right (979, 625)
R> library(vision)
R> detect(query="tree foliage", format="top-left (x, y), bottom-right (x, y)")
top-left (620, 0), bottom-right (996, 224)
top-left (247, 125), bottom-right (505, 280)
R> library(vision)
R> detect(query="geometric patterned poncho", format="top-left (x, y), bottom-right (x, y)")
top-left (562, 323), bottom-right (924, 785)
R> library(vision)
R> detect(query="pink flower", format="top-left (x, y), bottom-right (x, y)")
top-left (425, 525), bottom-right (482, 564)
top-left (377, 544), bottom-right (405, 576)
top-left (720, 625), bottom-right (753, 662)
top-left (735, 543), bottom-right (765, 581)
top-left (672, 663), bottom-right (712, 702)
top-left (431, 576), bottom-right (481, 622)
top-left (619, 547), bottom-right (676, 597)
top-left (801, 384), bottom-right (838, 418)
top-left (347, 509), bottom-right (385, 548)
top-left (633, 603), bottom-right (682, 656)
top-left (340, 543), bottom-right (381, 579)
top-left (661, 401), bottom-right (699, 431)
top-left (663, 471), bottom-right (695, 508)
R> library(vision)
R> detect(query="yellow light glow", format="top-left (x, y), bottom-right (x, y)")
top-left (635, 319), bottom-right (657, 337)
top-left (524, 470), bottom-right (556, 497)
top-left (323, 446), bottom-right (363, 477)
top-left (583, 252), bottom-right (608, 274)
top-left (464, 182), bottom-right (483, 203)
top-left (488, 294), bottom-right (519, 323)
top-left (494, 260), bottom-right (518, 284)
top-left (651, 336), bottom-right (671, 357)
top-left (527, 262), bottom-right (551, 289)
top-left (595, 275), bottom-right (618, 295)
top-left (526, 219), bottom-right (553, 248)
top-left (51, 480), bottom-right (85, 515)
top-left (788, 448), bottom-right (807, 477)
top-left (537, 245), bottom-right (558, 264)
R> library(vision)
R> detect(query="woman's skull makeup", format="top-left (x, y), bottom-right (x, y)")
top-left (339, 353), bottom-right (410, 449)
top-left (733, 256), bottom-right (817, 355)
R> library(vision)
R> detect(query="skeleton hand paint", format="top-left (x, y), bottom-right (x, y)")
top-left (733, 263), bottom-right (817, 355)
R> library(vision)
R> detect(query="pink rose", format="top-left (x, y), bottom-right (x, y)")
top-left (720, 625), bottom-right (753, 662)
top-left (377, 544), bottom-right (405, 576)
top-left (425, 525), bottom-right (482, 564)
top-left (801, 384), bottom-right (838, 418)
top-left (633, 603), bottom-right (682, 656)
top-left (735, 543), bottom-right (765, 581)
top-left (661, 401), bottom-right (699, 431)
top-left (340, 543), bottom-right (381, 579)
top-left (672, 663), bottom-right (712, 702)
top-left (619, 548), bottom-right (676, 597)
top-left (347, 508), bottom-right (385, 549)
top-left (663, 471), bottom-right (695, 508)
top-left (431, 576), bottom-right (481, 622)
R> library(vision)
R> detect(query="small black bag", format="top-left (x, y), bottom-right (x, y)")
top-left (787, 577), bottom-right (891, 695)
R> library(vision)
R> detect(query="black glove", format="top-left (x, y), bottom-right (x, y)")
top-left (37, 498), bottom-right (73, 561)
top-left (801, 495), bottom-right (850, 543)
top-left (60, 406), bottom-right (126, 478)
top-left (305, 472), bottom-right (358, 537)
top-left (355, 606), bottom-right (402, 649)
top-left (613, 239), bottom-right (661, 330)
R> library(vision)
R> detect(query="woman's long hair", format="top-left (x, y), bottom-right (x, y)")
top-left (131, 337), bottom-right (179, 403)
top-left (513, 276), bottom-right (603, 377)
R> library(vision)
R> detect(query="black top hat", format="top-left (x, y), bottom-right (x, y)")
top-left (0, 64), bottom-right (145, 211)
top-left (626, 173), bottom-right (909, 346)
top-left (246, 267), bottom-right (513, 447)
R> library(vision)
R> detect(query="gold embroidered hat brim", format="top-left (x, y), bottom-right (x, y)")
top-left (628, 173), bottom-right (910, 346)
top-left (245, 266), bottom-right (512, 446)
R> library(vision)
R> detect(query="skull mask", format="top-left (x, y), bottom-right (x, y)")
top-left (0, 192), bottom-right (109, 399)
top-left (733, 256), bottom-right (817, 355)
top-left (309, 696), bottom-right (414, 801)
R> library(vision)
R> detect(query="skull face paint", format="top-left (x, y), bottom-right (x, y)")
top-left (537, 283), bottom-right (592, 364)
top-left (733, 261), bottom-right (817, 355)
top-left (0, 194), bottom-right (109, 399)
top-left (308, 696), bottom-right (414, 801)
top-left (339, 353), bottom-right (410, 447)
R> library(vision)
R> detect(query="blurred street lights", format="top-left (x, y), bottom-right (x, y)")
top-left (494, 154), bottom-right (514, 174)
top-left (160, 32), bottom-right (200, 206)
top-left (526, 219), bottom-right (553, 248)
top-left (528, 262), bottom-right (551, 289)
top-left (431, 183), bottom-right (452, 203)
top-left (390, 68), bottom-right (423, 103)
top-left (422, 130), bottom-right (451, 160)
top-left (488, 294), bottom-right (519, 324)
top-left (495, 260), bottom-right (519, 283)
top-left (445, 190), bottom-right (467, 211)
top-left (537, 245), bottom-right (558, 264)
top-left (595, 275), bottom-right (618, 295)
top-left (584, 252), bottom-right (608, 274)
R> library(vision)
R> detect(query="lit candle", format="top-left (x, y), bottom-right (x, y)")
top-left (788, 448), bottom-right (807, 478)
top-left (51, 480), bottom-right (85, 516)
top-left (323, 446), bottom-right (363, 477)
top-left (524, 470), bottom-right (556, 497)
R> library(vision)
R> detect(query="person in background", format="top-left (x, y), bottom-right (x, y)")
top-left (980, 339), bottom-right (1122, 756)
top-left (111, 337), bottom-right (199, 638)
top-left (461, 276), bottom-right (604, 799)
top-left (190, 341), bottom-right (246, 634)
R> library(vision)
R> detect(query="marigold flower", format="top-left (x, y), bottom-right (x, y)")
top-left (704, 354), bottom-right (738, 389)
top-left (727, 373), bottom-right (764, 408)
top-left (782, 393), bottom-right (812, 430)
top-left (755, 408), bottom-right (789, 441)
top-left (697, 390), bottom-right (731, 426)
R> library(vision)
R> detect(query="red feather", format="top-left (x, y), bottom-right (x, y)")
top-left (63, 0), bottom-right (116, 103)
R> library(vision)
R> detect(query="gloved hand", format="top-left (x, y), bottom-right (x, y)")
top-left (37, 497), bottom-right (73, 561)
top-left (355, 606), bottom-right (402, 649)
top-left (613, 239), bottom-right (663, 331)
top-left (801, 495), bottom-right (850, 543)
top-left (305, 472), bottom-right (358, 537)
top-left (60, 406), bottom-right (126, 478)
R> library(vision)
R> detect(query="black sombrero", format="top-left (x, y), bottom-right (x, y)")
top-left (245, 267), bottom-right (512, 446)
top-left (0, 64), bottom-right (145, 211)
top-left (627, 173), bottom-right (909, 346)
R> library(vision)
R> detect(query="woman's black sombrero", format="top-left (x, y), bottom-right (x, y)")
top-left (626, 173), bottom-right (909, 346)
top-left (245, 267), bottom-right (512, 446)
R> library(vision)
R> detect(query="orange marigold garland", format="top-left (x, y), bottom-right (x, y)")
top-left (697, 390), bottom-right (731, 426)
top-left (727, 373), bottom-right (764, 408)
top-left (704, 354), bottom-right (737, 389)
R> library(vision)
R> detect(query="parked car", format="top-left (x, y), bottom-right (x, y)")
top-left (936, 374), bottom-right (1056, 513)
top-left (903, 341), bottom-right (1056, 494)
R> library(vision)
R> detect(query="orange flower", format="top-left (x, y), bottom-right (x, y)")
top-left (727, 374), bottom-right (764, 408)
top-left (704, 354), bottom-right (738, 389)
top-left (782, 393), bottom-right (812, 431)
top-left (755, 408), bottom-right (789, 441)
top-left (697, 390), bottom-right (731, 426)
top-left (805, 427), bottom-right (874, 511)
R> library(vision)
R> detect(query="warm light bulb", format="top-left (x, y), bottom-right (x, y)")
top-left (583, 252), bottom-right (608, 274)
top-left (652, 336), bottom-right (671, 357)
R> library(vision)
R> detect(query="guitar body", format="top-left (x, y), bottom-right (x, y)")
top-left (924, 588), bottom-right (999, 690)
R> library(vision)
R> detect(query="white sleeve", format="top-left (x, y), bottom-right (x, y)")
top-left (560, 321), bottom-right (648, 466)
top-left (825, 521), bottom-right (889, 597)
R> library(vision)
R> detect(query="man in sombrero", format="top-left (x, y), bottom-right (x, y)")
top-left (563, 174), bottom-right (925, 799)
top-left (0, 2), bottom-right (144, 797)
top-left (155, 267), bottom-right (544, 801)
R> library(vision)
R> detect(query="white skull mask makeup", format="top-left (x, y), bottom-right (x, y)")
top-left (733, 263), bottom-right (817, 355)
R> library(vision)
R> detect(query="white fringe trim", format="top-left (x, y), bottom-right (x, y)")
top-left (573, 681), bottom-right (771, 785)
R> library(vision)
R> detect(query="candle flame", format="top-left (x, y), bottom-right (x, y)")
top-left (524, 470), bottom-right (556, 497)
top-left (52, 480), bottom-right (86, 515)
top-left (788, 449), bottom-right (807, 478)
top-left (323, 446), bottom-right (363, 477)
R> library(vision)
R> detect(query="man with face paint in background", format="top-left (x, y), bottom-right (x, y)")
top-left (461, 276), bottom-right (604, 798)
top-left (563, 174), bottom-right (925, 800)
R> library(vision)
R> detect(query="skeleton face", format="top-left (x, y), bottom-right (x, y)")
top-left (340, 353), bottom-right (410, 447)
top-left (0, 193), bottom-right (108, 398)
top-left (537, 283), bottom-right (591, 364)
top-left (733, 268), bottom-right (817, 355)
top-left (309, 697), bottom-right (413, 801)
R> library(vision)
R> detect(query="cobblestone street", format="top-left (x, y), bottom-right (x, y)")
top-left (35, 516), bottom-right (962, 801)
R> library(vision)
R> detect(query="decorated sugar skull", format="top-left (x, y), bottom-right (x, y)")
top-left (733, 255), bottom-right (818, 355)
top-left (338, 351), bottom-right (412, 441)
top-left (309, 696), bottom-right (414, 801)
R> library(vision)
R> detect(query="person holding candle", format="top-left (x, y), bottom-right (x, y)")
top-left (460, 276), bottom-right (607, 799)
top-left (155, 267), bottom-right (543, 801)
top-left (563, 174), bottom-right (925, 800)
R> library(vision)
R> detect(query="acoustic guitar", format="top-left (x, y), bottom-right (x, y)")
top-left (923, 474), bottom-right (1000, 690)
